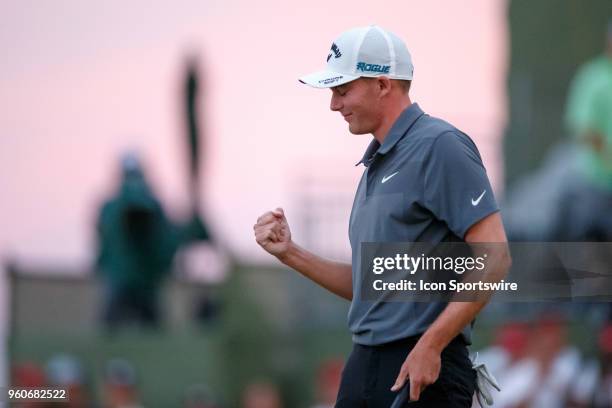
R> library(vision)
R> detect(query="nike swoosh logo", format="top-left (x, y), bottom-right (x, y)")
top-left (381, 171), bottom-right (399, 184)
top-left (471, 190), bottom-right (487, 206)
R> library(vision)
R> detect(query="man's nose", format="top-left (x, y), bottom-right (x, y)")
top-left (330, 93), bottom-right (342, 111)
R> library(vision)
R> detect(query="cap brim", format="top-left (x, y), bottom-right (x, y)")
top-left (298, 70), bottom-right (359, 88)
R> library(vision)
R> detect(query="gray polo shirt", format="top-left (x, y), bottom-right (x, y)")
top-left (348, 103), bottom-right (499, 346)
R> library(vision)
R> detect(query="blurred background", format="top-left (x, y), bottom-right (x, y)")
top-left (1, 0), bottom-right (611, 406)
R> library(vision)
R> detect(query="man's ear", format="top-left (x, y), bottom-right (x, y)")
top-left (377, 76), bottom-right (392, 97)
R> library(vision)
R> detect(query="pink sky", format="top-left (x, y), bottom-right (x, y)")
top-left (0, 0), bottom-right (508, 266)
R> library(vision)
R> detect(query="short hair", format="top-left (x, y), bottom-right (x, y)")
top-left (361, 77), bottom-right (411, 94)
top-left (394, 79), bottom-right (412, 94)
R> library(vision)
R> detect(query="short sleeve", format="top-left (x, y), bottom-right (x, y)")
top-left (565, 63), bottom-right (600, 136)
top-left (423, 131), bottom-right (499, 238)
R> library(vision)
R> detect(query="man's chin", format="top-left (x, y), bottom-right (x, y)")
top-left (348, 124), bottom-right (369, 135)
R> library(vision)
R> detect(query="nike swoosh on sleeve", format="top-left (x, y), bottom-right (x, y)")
top-left (471, 190), bottom-right (487, 206)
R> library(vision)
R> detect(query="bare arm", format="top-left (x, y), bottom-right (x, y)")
top-left (419, 212), bottom-right (511, 353)
top-left (278, 241), bottom-right (352, 300)
top-left (392, 212), bottom-right (512, 400)
top-left (254, 208), bottom-right (353, 300)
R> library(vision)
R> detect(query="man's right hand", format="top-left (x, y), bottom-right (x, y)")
top-left (254, 207), bottom-right (353, 300)
top-left (254, 208), bottom-right (292, 259)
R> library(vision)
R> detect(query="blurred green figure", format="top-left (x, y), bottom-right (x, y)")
top-left (560, 20), bottom-right (612, 240)
top-left (566, 20), bottom-right (612, 190)
top-left (95, 152), bottom-right (209, 331)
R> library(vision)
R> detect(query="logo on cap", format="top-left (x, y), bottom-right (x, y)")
top-left (319, 75), bottom-right (344, 85)
top-left (327, 43), bottom-right (342, 62)
top-left (356, 62), bottom-right (390, 73)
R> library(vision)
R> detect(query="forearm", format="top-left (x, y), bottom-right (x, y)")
top-left (419, 301), bottom-right (484, 353)
top-left (279, 242), bottom-right (353, 300)
top-left (419, 247), bottom-right (511, 352)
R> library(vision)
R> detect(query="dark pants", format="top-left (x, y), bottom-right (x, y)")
top-left (336, 335), bottom-right (475, 407)
top-left (102, 283), bottom-right (160, 330)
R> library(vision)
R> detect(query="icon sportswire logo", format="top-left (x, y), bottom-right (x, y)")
top-left (381, 171), bottom-right (399, 184)
top-left (471, 190), bottom-right (487, 206)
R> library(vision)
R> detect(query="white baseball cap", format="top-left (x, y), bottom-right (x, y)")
top-left (299, 25), bottom-right (414, 88)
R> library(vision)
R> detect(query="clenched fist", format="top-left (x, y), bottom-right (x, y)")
top-left (253, 207), bottom-right (292, 258)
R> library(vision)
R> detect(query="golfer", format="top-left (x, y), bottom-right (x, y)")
top-left (254, 25), bottom-right (510, 407)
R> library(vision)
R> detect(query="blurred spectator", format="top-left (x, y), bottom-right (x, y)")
top-left (241, 381), bottom-right (283, 408)
top-left (501, 143), bottom-right (580, 241)
top-left (593, 324), bottom-right (612, 407)
top-left (95, 151), bottom-right (209, 331)
top-left (492, 315), bottom-right (581, 407)
top-left (183, 383), bottom-right (222, 408)
top-left (310, 358), bottom-right (343, 408)
top-left (12, 362), bottom-right (47, 408)
top-left (476, 322), bottom-right (529, 382)
top-left (558, 19), bottom-right (612, 242)
top-left (46, 353), bottom-right (89, 407)
top-left (102, 358), bottom-right (143, 408)
top-left (568, 324), bottom-right (612, 407)
top-left (13, 362), bottom-right (46, 388)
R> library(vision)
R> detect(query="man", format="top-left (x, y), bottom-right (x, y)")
top-left (254, 25), bottom-right (511, 407)
top-left (559, 19), bottom-right (612, 242)
top-left (95, 152), bottom-right (210, 331)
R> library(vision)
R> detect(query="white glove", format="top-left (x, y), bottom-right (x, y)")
top-left (471, 352), bottom-right (501, 407)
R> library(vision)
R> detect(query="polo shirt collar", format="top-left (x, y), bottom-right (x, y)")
top-left (355, 103), bottom-right (424, 167)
